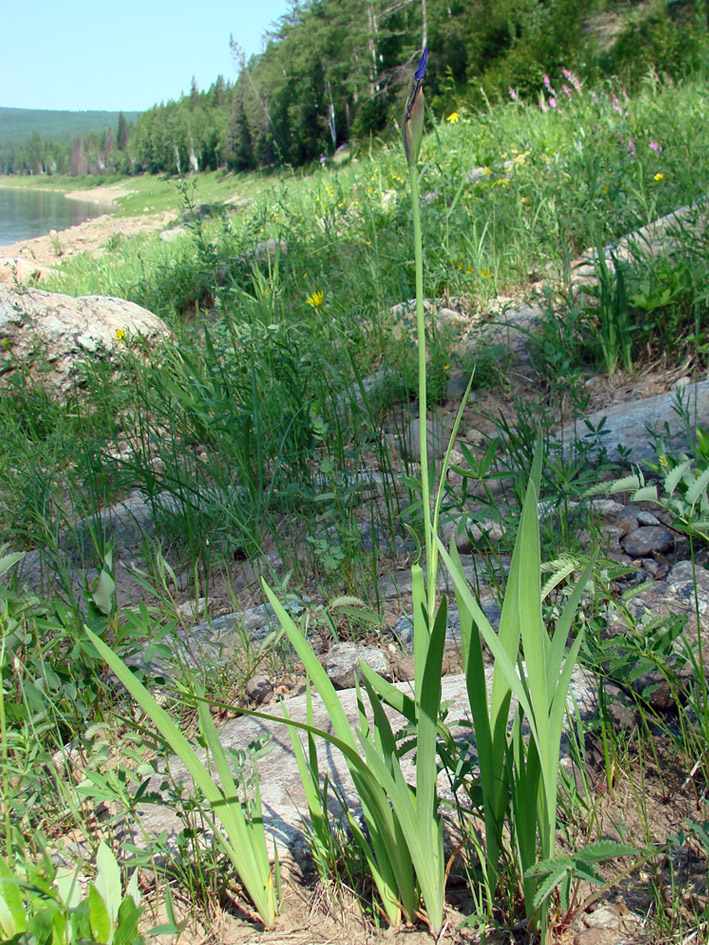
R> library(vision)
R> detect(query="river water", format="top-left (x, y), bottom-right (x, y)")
top-left (0, 187), bottom-right (109, 246)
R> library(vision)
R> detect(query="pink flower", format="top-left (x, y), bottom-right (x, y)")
top-left (627, 138), bottom-right (636, 157)
top-left (549, 96), bottom-right (557, 109)
top-left (544, 75), bottom-right (551, 89)
top-left (561, 84), bottom-right (572, 99)
top-left (540, 99), bottom-right (549, 112)
top-left (562, 67), bottom-right (582, 92)
top-left (649, 139), bottom-right (663, 153)
top-left (611, 93), bottom-right (625, 116)
top-left (509, 86), bottom-right (517, 101)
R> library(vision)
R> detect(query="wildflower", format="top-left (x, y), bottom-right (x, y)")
top-left (402, 46), bottom-right (428, 166)
top-left (627, 138), bottom-right (636, 157)
top-left (649, 140), bottom-right (663, 153)
top-left (1, 338), bottom-right (10, 349)
top-left (481, 268), bottom-right (490, 278)
top-left (482, 166), bottom-right (493, 176)
top-left (319, 155), bottom-right (328, 164)
top-left (540, 99), bottom-right (549, 113)
top-left (509, 86), bottom-right (517, 101)
top-left (115, 328), bottom-right (127, 343)
top-left (306, 290), bottom-right (325, 307)
top-left (611, 93), bottom-right (625, 117)
top-left (561, 83), bottom-right (573, 99)
top-left (562, 67), bottom-right (582, 93)
top-left (654, 172), bottom-right (664, 181)
top-left (549, 96), bottom-right (557, 109)
top-left (543, 75), bottom-right (551, 89)
top-left (447, 111), bottom-right (460, 123)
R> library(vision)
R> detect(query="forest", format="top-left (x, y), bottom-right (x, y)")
top-left (2, 0), bottom-right (707, 176)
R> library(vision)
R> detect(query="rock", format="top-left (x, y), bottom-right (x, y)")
top-left (457, 299), bottom-right (543, 372)
top-left (571, 198), bottom-right (709, 294)
top-left (441, 517), bottom-right (504, 554)
top-left (177, 597), bottom-right (210, 621)
top-left (400, 414), bottom-right (454, 461)
top-left (245, 674), bottom-right (273, 705)
top-left (160, 226), bottom-right (188, 242)
top-left (133, 667), bottom-right (598, 863)
top-left (558, 380), bottom-right (709, 464)
top-left (636, 509), bottom-right (661, 527)
top-left (573, 930), bottom-right (623, 945)
top-left (223, 195), bottom-right (252, 210)
top-left (0, 285), bottom-right (171, 396)
top-left (0, 256), bottom-right (60, 286)
top-left (246, 238), bottom-right (287, 263)
top-left (620, 525), bottom-right (675, 558)
top-left (321, 642), bottom-right (391, 689)
top-left (583, 904), bottom-right (621, 930)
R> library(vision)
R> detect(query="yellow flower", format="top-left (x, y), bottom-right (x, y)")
top-left (481, 268), bottom-right (491, 279)
top-left (482, 166), bottom-right (492, 176)
top-left (654, 172), bottom-right (664, 181)
top-left (115, 328), bottom-right (127, 343)
top-left (306, 290), bottom-right (324, 308)
top-left (447, 112), bottom-right (460, 124)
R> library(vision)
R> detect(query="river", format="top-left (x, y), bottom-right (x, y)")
top-left (0, 187), bottom-right (109, 246)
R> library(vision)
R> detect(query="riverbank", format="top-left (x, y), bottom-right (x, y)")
top-left (0, 177), bottom-right (174, 268)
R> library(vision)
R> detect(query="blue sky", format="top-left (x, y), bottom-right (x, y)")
top-left (3, 0), bottom-right (292, 112)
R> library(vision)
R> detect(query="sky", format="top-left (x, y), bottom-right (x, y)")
top-left (2, 0), bottom-right (293, 112)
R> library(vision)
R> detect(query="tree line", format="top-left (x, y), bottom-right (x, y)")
top-left (2, 0), bottom-right (706, 177)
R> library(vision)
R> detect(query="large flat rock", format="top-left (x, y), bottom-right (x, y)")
top-left (557, 379), bottom-right (709, 464)
top-left (131, 666), bottom-right (597, 862)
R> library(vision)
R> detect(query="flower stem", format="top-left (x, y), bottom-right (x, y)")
top-left (409, 161), bottom-right (437, 622)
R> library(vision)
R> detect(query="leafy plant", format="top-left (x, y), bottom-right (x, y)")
top-left (0, 841), bottom-right (179, 945)
top-left (83, 627), bottom-right (280, 930)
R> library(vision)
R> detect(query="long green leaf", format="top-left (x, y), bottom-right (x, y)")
top-left (83, 626), bottom-right (277, 928)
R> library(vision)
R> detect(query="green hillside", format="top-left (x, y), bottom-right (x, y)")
top-left (0, 107), bottom-right (141, 146)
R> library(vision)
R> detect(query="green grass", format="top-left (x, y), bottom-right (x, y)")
top-left (3, 68), bottom-right (709, 941)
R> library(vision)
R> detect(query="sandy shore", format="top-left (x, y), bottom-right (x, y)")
top-left (0, 180), bottom-right (174, 267)
top-left (63, 181), bottom-right (139, 207)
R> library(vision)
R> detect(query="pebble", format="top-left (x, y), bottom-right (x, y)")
top-left (177, 597), bottom-right (210, 621)
top-left (245, 674), bottom-right (273, 705)
top-left (620, 525), bottom-right (675, 558)
top-left (636, 509), bottom-right (661, 527)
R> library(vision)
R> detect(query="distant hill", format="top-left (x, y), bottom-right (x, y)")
top-left (0, 108), bottom-right (142, 146)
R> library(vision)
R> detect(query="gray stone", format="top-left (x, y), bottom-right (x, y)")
top-left (133, 666), bottom-right (598, 862)
top-left (159, 226), bottom-right (188, 242)
top-left (457, 299), bottom-right (542, 372)
top-left (558, 380), bottom-right (709, 464)
top-left (0, 285), bottom-right (171, 396)
top-left (321, 642), bottom-right (391, 689)
top-left (0, 256), bottom-right (60, 286)
top-left (400, 414), bottom-right (454, 461)
top-left (245, 675), bottom-right (274, 705)
top-left (620, 525), bottom-right (675, 558)
top-left (246, 238), bottom-right (287, 263)
top-left (583, 904), bottom-right (621, 930)
top-left (177, 597), bottom-right (210, 621)
top-left (636, 509), bottom-right (661, 527)
top-left (441, 517), bottom-right (504, 555)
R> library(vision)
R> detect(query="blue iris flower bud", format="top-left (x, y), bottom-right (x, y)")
top-left (402, 46), bottom-right (428, 166)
